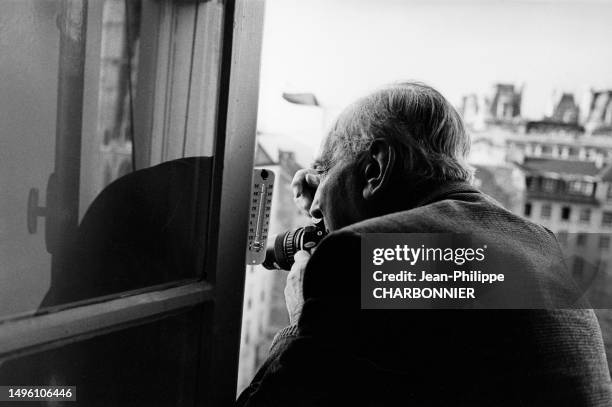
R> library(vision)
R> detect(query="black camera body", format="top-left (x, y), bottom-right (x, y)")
top-left (263, 220), bottom-right (327, 270)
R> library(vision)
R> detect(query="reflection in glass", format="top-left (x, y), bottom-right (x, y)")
top-left (98, 0), bottom-right (140, 188)
top-left (0, 0), bottom-right (214, 318)
top-left (0, 1), bottom-right (60, 318)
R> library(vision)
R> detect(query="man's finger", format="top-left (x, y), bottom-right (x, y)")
top-left (294, 250), bottom-right (311, 265)
top-left (290, 169), bottom-right (321, 215)
top-left (291, 169), bottom-right (312, 195)
top-left (285, 250), bottom-right (309, 325)
top-left (305, 173), bottom-right (320, 187)
top-left (291, 169), bottom-right (319, 199)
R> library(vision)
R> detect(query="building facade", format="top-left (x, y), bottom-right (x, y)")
top-left (464, 85), bottom-right (612, 372)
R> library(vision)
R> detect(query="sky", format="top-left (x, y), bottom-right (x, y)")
top-left (257, 0), bottom-right (612, 139)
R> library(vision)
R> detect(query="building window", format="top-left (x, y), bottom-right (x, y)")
top-left (602, 212), bottom-right (612, 227)
top-left (561, 206), bottom-right (571, 221)
top-left (541, 204), bottom-right (552, 219)
top-left (576, 233), bottom-right (587, 247)
top-left (607, 186), bottom-right (612, 201)
top-left (568, 181), bottom-right (582, 194)
top-left (568, 147), bottom-right (579, 158)
top-left (560, 146), bottom-right (569, 158)
top-left (599, 235), bottom-right (610, 250)
top-left (542, 178), bottom-right (556, 192)
top-left (579, 208), bottom-right (591, 223)
top-left (524, 203), bottom-right (532, 217)
top-left (569, 181), bottom-right (594, 196)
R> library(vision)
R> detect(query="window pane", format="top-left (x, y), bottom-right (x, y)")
top-left (0, 1), bottom-right (60, 318)
top-left (579, 208), bottom-right (591, 223)
top-left (0, 0), bottom-right (219, 318)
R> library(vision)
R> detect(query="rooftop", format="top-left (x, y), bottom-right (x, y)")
top-left (520, 157), bottom-right (601, 178)
top-left (525, 120), bottom-right (584, 134)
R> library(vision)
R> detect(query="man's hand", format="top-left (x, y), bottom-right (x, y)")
top-left (284, 250), bottom-right (310, 325)
top-left (291, 169), bottom-right (320, 215)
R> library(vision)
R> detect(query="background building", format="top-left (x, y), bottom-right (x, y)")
top-left (584, 90), bottom-right (612, 136)
top-left (464, 84), bottom-right (612, 372)
top-left (461, 83), bottom-right (523, 132)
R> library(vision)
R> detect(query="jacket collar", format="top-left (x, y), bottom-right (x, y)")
top-left (413, 181), bottom-right (480, 209)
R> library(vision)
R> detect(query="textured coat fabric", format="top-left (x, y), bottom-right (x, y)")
top-left (237, 183), bottom-right (612, 406)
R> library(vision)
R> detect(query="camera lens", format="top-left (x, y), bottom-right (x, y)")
top-left (263, 228), bottom-right (299, 270)
top-left (263, 221), bottom-right (327, 271)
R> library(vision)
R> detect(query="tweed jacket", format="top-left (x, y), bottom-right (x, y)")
top-left (237, 182), bottom-right (612, 406)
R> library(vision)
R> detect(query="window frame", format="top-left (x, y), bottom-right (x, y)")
top-left (0, 1), bottom-right (265, 405)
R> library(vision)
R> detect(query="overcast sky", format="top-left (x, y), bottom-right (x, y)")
top-left (257, 0), bottom-right (612, 135)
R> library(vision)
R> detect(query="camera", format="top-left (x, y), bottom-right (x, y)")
top-left (262, 219), bottom-right (328, 270)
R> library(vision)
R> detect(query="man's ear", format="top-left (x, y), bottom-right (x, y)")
top-left (362, 138), bottom-right (396, 200)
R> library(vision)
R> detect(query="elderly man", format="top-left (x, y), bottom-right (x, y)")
top-left (237, 83), bottom-right (612, 406)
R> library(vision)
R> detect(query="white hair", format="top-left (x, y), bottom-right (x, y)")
top-left (319, 82), bottom-right (474, 183)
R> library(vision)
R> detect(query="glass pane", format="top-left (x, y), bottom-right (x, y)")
top-left (0, 0), bottom-right (60, 318)
top-left (0, 0), bottom-right (215, 319)
top-left (0, 304), bottom-right (208, 406)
